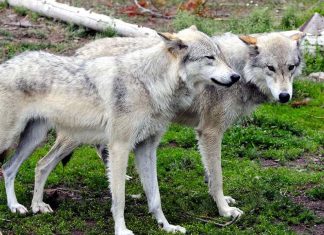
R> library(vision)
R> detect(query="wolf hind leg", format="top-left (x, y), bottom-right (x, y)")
top-left (2, 119), bottom-right (49, 214)
top-left (96, 144), bottom-right (132, 181)
top-left (107, 140), bottom-right (133, 235)
top-left (134, 135), bottom-right (186, 234)
top-left (198, 128), bottom-right (243, 218)
top-left (31, 136), bottom-right (78, 214)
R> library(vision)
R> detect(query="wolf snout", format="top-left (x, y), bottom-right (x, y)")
top-left (230, 74), bottom-right (240, 83)
top-left (279, 93), bottom-right (290, 103)
top-left (210, 73), bottom-right (240, 87)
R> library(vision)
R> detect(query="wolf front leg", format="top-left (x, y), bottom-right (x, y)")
top-left (108, 142), bottom-right (133, 235)
top-left (134, 135), bottom-right (186, 234)
top-left (197, 128), bottom-right (243, 218)
top-left (3, 119), bottom-right (49, 214)
top-left (31, 136), bottom-right (78, 214)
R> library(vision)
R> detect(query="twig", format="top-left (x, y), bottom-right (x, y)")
top-left (133, 0), bottom-right (174, 19)
top-left (184, 212), bottom-right (240, 227)
top-left (36, 187), bottom-right (83, 194)
top-left (176, 0), bottom-right (186, 14)
top-left (4, 23), bottom-right (43, 28)
top-left (309, 115), bottom-right (324, 119)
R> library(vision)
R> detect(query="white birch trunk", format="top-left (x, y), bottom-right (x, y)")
top-left (0, 0), bottom-right (158, 37)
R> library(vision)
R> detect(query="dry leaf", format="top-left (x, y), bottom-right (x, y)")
top-left (180, 0), bottom-right (207, 12)
top-left (291, 98), bottom-right (311, 108)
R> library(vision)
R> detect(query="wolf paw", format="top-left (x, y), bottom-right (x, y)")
top-left (159, 223), bottom-right (186, 234)
top-left (9, 203), bottom-right (28, 214)
top-left (219, 206), bottom-right (243, 218)
top-left (224, 196), bottom-right (236, 204)
top-left (31, 202), bottom-right (53, 214)
top-left (115, 228), bottom-right (134, 235)
top-left (125, 175), bottom-right (132, 181)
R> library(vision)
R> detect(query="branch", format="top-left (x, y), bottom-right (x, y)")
top-left (184, 212), bottom-right (240, 227)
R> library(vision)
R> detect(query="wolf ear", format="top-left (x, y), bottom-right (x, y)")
top-left (239, 35), bottom-right (259, 57)
top-left (189, 25), bottom-right (198, 31)
top-left (239, 35), bottom-right (257, 45)
top-left (290, 32), bottom-right (305, 47)
top-left (158, 32), bottom-right (188, 54)
top-left (290, 32), bottom-right (305, 41)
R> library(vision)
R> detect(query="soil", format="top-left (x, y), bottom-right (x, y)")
top-left (289, 184), bottom-right (324, 235)
top-left (286, 153), bottom-right (323, 169)
top-left (260, 154), bottom-right (323, 234)
top-left (260, 159), bottom-right (281, 167)
top-left (292, 193), bottom-right (324, 217)
top-left (0, 8), bottom-right (93, 62)
top-left (260, 153), bottom-right (323, 169)
top-left (291, 223), bottom-right (324, 235)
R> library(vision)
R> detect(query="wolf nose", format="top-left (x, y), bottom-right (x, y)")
top-left (279, 93), bottom-right (290, 103)
top-left (230, 74), bottom-right (240, 83)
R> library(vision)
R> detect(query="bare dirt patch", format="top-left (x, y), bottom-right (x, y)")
top-left (260, 159), bottom-right (280, 167)
top-left (286, 153), bottom-right (323, 170)
top-left (72, 230), bottom-right (85, 235)
top-left (291, 223), bottom-right (324, 235)
top-left (293, 195), bottom-right (324, 219)
top-left (0, 8), bottom-right (93, 61)
top-left (43, 185), bottom-right (111, 210)
top-left (260, 153), bottom-right (323, 169)
top-left (290, 184), bottom-right (324, 235)
top-left (291, 190), bottom-right (324, 218)
top-left (44, 187), bottom-right (84, 210)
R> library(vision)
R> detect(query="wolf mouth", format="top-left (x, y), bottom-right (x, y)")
top-left (211, 78), bottom-right (236, 87)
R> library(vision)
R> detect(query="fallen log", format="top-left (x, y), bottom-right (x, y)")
top-left (0, 0), bottom-right (158, 37)
top-left (1, 0), bottom-right (323, 52)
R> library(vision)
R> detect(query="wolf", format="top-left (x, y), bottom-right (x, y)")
top-left (77, 32), bottom-right (304, 217)
top-left (2, 31), bottom-right (304, 224)
top-left (0, 26), bottom-right (239, 234)
top-left (27, 31), bottom-right (303, 218)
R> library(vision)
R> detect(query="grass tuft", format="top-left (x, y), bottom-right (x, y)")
top-left (96, 26), bottom-right (117, 38)
top-left (13, 6), bottom-right (29, 16)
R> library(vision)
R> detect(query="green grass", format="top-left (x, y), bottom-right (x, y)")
top-left (0, 2), bottom-right (323, 234)
top-left (0, 79), bottom-right (323, 234)
top-left (173, 8), bottom-right (275, 35)
top-left (0, 42), bottom-right (70, 62)
top-left (0, 1), bottom-right (8, 10)
top-left (304, 47), bottom-right (324, 74)
top-left (13, 6), bottom-right (29, 16)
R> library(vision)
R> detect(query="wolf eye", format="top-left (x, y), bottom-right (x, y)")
top-left (205, 56), bottom-right (215, 60)
top-left (288, 65), bottom-right (295, 71)
top-left (267, 65), bottom-right (275, 72)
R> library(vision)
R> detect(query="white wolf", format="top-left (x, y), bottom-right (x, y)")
top-left (80, 32), bottom-right (304, 218)
top-left (2, 31), bottom-right (304, 227)
top-left (0, 27), bottom-right (239, 234)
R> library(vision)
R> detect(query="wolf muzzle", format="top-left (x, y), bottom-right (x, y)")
top-left (211, 73), bottom-right (240, 87)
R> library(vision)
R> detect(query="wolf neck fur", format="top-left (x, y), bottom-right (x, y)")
top-left (117, 42), bottom-right (193, 113)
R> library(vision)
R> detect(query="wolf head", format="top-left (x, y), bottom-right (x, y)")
top-left (240, 33), bottom-right (304, 103)
top-left (158, 26), bottom-right (240, 87)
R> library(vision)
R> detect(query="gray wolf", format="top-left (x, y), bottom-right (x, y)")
top-left (0, 26), bottom-right (239, 235)
top-left (78, 32), bottom-right (304, 218)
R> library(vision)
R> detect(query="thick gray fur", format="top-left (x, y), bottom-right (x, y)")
top-left (0, 27), bottom-right (238, 235)
top-left (3, 32), bottom-right (303, 225)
